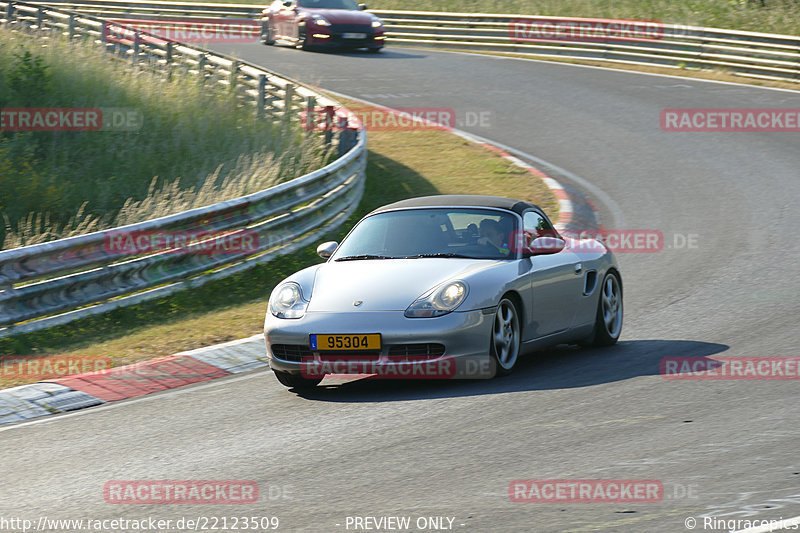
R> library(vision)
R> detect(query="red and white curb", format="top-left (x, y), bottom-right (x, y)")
top-left (0, 335), bottom-right (266, 425)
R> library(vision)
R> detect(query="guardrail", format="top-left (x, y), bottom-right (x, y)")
top-left (376, 11), bottom-right (800, 83)
top-left (0, 1), bottom-right (367, 338)
top-left (30, 1), bottom-right (800, 83)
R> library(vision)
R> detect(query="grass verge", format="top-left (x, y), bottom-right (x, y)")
top-left (0, 96), bottom-right (557, 389)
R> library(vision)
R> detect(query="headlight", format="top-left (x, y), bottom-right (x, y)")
top-left (405, 281), bottom-right (468, 318)
top-left (310, 15), bottom-right (331, 26)
top-left (269, 282), bottom-right (308, 319)
top-left (371, 19), bottom-right (383, 28)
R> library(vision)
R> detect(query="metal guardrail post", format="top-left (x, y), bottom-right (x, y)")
top-left (337, 114), bottom-right (355, 157)
top-left (229, 59), bottom-right (239, 91)
top-left (324, 105), bottom-right (335, 145)
top-left (257, 74), bottom-right (266, 117)
top-left (7, 2), bottom-right (15, 22)
top-left (283, 84), bottom-right (294, 120)
top-left (100, 19), bottom-right (107, 47)
top-left (797, 54), bottom-right (800, 81)
top-left (197, 53), bottom-right (207, 84)
top-left (36, 6), bottom-right (44, 31)
top-left (305, 96), bottom-right (316, 132)
top-left (67, 13), bottom-right (75, 38)
top-left (696, 31), bottom-right (706, 68)
top-left (165, 41), bottom-right (173, 79)
top-left (132, 29), bottom-right (139, 64)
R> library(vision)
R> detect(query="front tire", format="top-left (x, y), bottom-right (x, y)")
top-left (261, 20), bottom-right (275, 45)
top-left (584, 271), bottom-right (623, 347)
top-left (273, 370), bottom-right (321, 389)
top-left (299, 25), bottom-right (312, 50)
top-left (490, 298), bottom-right (521, 376)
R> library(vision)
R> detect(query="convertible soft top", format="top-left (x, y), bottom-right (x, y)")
top-left (370, 195), bottom-right (540, 216)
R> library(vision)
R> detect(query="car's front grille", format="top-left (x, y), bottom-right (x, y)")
top-left (388, 343), bottom-right (446, 358)
top-left (271, 344), bottom-right (312, 362)
top-left (329, 24), bottom-right (373, 34)
top-left (327, 24), bottom-right (375, 46)
top-left (272, 344), bottom-right (445, 362)
top-left (319, 353), bottom-right (380, 361)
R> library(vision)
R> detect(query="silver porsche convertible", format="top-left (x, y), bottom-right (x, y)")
top-left (264, 195), bottom-right (622, 389)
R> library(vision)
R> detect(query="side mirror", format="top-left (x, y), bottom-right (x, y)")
top-left (526, 237), bottom-right (565, 256)
top-left (317, 241), bottom-right (338, 259)
top-left (359, 3), bottom-right (368, 10)
top-left (282, 0), bottom-right (292, 7)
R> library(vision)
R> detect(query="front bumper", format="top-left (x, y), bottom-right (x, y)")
top-left (264, 309), bottom-right (495, 379)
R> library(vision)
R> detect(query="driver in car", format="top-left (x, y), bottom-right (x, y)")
top-left (477, 219), bottom-right (511, 256)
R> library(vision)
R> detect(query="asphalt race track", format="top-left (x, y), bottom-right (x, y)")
top-left (2, 43), bottom-right (799, 533)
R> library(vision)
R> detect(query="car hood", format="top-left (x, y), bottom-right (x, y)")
top-left (302, 8), bottom-right (374, 25)
top-left (307, 258), bottom-right (501, 312)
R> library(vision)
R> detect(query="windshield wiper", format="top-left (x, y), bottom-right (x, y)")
top-left (334, 254), bottom-right (393, 262)
top-left (403, 253), bottom-right (473, 259)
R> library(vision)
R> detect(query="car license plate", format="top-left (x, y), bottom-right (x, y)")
top-left (310, 334), bottom-right (380, 351)
top-left (342, 32), bottom-right (367, 39)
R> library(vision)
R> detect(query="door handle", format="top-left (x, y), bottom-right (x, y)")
top-left (574, 263), bottom-right (582, 274)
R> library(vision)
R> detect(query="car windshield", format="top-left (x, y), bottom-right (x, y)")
top-left (298, 0), bottom-right (360, 9)
top-left (332, 208), bottom-right (518, 261)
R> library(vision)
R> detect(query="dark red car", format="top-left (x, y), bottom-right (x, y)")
top-left (260, 0), bottom-right (385, 52)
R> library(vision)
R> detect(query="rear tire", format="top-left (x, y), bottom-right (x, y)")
top-left (583, 271), bottom-right (623, 347)
top-left (366, 46), bottom-right (382, 53)
top-left (273, 370), bottom-right (321, 389)
top-left (490, 298), bottom-right (521, 376)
